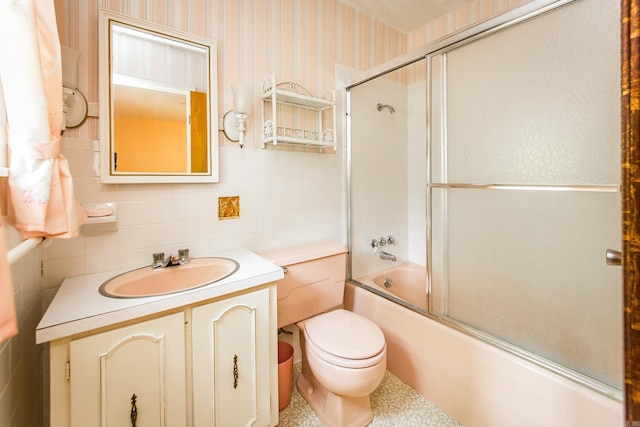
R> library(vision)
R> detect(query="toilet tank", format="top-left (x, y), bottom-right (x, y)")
top-left (259, 242), bottom-right (348, 328)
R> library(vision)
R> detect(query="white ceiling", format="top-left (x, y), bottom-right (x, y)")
top-left (341, 0), bottom-right (475, 33)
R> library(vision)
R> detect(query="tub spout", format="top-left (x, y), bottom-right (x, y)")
top-left (380, 251), bottom-right (396, 262)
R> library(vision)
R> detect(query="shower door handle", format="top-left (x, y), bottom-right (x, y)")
top-left (606, 249), bottom-right (622, 266)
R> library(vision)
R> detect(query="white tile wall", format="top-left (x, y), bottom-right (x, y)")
top-left (1, 226), bottom-right (44, 427)
top-left (349, 76), bottom-right (409, 278)
top-left (45, 141), bottom-right (347, 290)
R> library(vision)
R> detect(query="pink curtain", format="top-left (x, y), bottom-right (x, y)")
top-left (0, 218), bottom-right (17, 342)
top-left (0, 0), bottom-right (86, 343)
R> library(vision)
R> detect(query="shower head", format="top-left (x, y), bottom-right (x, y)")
top-left (377, 103), bottom-right (396, 114)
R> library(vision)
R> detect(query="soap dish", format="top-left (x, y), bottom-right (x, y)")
top-left (82, 202), bottom-right (118, 232)
top-left (85, 205), bottom-right (114, 217)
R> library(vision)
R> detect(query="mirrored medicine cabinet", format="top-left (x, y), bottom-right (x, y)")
top-left (99, 9), bottom-right (219, 183)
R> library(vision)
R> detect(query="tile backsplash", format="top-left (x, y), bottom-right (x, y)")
top-left (46, 140), bottom-right (346, 290)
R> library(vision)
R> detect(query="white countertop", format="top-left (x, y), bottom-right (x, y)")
top-left (36, 248), bottom-right (283, 344)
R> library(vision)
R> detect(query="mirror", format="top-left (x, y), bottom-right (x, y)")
top-left (99, 10), bottom-right (218, 183)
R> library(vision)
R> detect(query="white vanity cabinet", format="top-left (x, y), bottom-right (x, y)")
top-left (68, 312), bottom-right (187, 426)
top-left (192, 288), bottom-right (272, 426)
top-left (47, 284), bottom-right (278, 427)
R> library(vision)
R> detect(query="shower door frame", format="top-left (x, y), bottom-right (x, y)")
top-left (345, 0), bottom-right (626, 402)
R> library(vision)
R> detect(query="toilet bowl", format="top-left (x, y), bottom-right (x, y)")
top-left (297, 309), bottom-right (386, 427)
top-left (259, 242), bottom-right (387, 427)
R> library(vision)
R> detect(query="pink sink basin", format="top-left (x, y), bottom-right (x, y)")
top-left (99, 257), bottom-right (239, 298)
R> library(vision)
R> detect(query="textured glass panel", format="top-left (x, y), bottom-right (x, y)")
top-left (430, 187), bottom-right (622, 388)
top-left (429, 55), bottom-right (446, 183)
top-left (443, 0), bottom-right (619, 185)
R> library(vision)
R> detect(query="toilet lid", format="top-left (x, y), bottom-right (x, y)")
top-left (304, 309), bottom-right (385, 362)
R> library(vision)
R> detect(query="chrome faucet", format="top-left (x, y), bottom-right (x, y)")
top-left (380, 251), bottom-right (396, 262)
top-left (152, 249), bottom-right (190, 269)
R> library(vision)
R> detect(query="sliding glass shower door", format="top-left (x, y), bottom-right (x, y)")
top-left (428, 0), bottom-right (621, 394)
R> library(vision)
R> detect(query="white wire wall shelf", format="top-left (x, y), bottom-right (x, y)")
top-left (260, 74), bottom-right (336, 152)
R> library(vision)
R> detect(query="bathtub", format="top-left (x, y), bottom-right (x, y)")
top-left (356, 262), bottom-right (427, 311)
top-left (344, 282), bottom-right (622, 427)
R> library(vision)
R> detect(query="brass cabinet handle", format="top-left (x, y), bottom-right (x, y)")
top-left (130, 394), bottom-right (138, 427)
top-left (233, 355), bottom-right (239, 389)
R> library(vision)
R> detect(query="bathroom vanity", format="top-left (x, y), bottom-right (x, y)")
top-left (36, 248), bottom-right (283, 427)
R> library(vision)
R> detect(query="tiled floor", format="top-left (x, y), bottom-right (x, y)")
top-left (277, 363), bottom-right (463, 426)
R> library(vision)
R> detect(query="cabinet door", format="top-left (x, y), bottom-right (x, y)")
top-left (69, 313), bottom-right (187, 427)
top-left (192, 288), bottom-right (271, 427)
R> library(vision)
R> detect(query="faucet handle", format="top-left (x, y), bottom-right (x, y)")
top-left (178, 248), bottom-right (190, 263)
top-left (379, 237), bottom-right (387, 246)
top-left (152, 252), bottom-right (165, 267)
top-left (371, 239), bottom-right (378, 252)
top-left (387, 235), bottom-right (395, 245)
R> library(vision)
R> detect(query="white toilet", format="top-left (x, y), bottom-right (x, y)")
top-left (261, 242), bottom-right (387, 427)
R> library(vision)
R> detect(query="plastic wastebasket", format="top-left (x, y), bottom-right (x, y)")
top-left (278, 341), bottom-right (294, 411)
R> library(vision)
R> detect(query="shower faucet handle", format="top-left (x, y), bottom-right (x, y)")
top-left (379, 237), bottom-right (387, 246)
top-left (371, 239), bottom-right (379, 252)
top-left (387, 235), bottom-right (395, 245)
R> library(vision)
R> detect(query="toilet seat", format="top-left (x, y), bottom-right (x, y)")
top-left (303, 309), bottom-right (386, 369)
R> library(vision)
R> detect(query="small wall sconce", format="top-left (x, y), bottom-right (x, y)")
top-left (61, 46), bottom-right (88, 130)
top-left (222, 84), bottom-right (253, 148)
